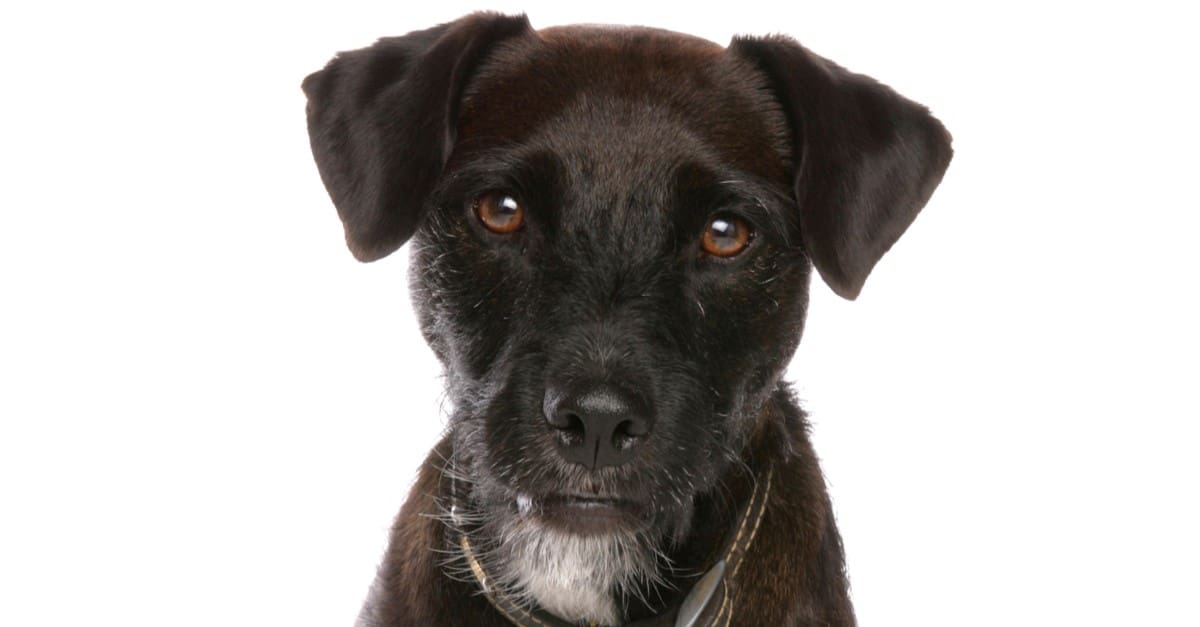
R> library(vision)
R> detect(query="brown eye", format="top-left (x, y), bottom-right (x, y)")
top-left (701, 214), bottom-right (752, 257)
top-left (474, 192), bottom-right (524, 234)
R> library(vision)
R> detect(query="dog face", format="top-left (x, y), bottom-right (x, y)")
top-left (414, 25), bottom-right (808, 533)
top-left (304, 13), bottom-right (950, 622)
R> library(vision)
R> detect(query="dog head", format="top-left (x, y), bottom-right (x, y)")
top-left (304, 13), bottom-right (950, 621)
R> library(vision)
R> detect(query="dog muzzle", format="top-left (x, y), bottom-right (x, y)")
top-left (452, 466), bottom-right (774, 627)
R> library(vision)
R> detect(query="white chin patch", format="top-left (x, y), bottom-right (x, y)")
top-left (492, 519), bottom-right (662, 626)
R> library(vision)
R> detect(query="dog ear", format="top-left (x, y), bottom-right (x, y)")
top-left (302, 13), bottom-right (533, 261)
top-left (729, 36), bottom-right (953, 300)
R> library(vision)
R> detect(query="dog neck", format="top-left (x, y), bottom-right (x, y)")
top-left (449, 464), bottom-right (774, 626)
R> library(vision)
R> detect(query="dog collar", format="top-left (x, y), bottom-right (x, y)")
top-left (453, 466), bottom-right (773, 627)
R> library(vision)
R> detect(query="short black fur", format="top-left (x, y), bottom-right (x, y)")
top-left (303, 13), bottom-right (951, 626)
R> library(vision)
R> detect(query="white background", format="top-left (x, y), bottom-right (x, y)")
top-left (2, 1), bottom-right (1197, 625)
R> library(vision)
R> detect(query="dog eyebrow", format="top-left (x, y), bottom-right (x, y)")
top-left (676, 164), bottom-right (796, 246)
top-left (438, 148), bottom-right (565, 202)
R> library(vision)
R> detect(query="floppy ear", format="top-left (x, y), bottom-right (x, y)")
top-left (302, 13), bottom-right (533, 261)
top-left (729, 36), bottom-right (953, 300)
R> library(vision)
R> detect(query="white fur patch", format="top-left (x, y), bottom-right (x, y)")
top-left (488, 519), bottom-right (666, 626)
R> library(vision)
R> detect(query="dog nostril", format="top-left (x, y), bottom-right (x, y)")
top-left (612, 419), bottom-right (647, 451)
top-left (617, 417), bottom-right (649, 437)
top-left (553, 412), bottom-right (586, 447)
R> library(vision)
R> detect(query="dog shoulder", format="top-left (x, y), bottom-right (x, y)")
top-left (355, 439), bottom-right (509, 627)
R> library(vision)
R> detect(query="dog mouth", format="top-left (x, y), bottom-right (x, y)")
top-left (515, 491), bottom-right (647, 535)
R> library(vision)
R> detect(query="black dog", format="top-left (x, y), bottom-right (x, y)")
top-left (303, 13), bottom-right (950, 626)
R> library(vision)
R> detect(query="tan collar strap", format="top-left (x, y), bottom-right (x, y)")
top-left (454, 466), bottom-right (774, 627)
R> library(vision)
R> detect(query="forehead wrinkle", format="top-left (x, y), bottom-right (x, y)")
top-left (514, 97), bottom-right (716, 267)
top-left (527, 96), bottom-right (709, 203)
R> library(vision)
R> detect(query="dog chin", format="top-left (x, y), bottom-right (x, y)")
top-left (486, 504), bottom-right (671, 626)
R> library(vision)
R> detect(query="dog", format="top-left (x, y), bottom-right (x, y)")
top-left (303, 13), bottom-right (951, 626)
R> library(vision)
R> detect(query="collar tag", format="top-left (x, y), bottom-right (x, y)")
top-left (674, 559), bottom-right (725, 627)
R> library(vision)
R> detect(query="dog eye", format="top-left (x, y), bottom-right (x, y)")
top-left (701, 214), bottom-right (752, 257)
top-left (474, 192), bottom-right (524, 234)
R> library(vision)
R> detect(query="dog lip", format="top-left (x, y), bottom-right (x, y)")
top-left (542, 493), bottom-right (632, 509)
top-left (516, 491), bottom-right (646, 534)
top-left (515, 490), bottom-right (636, 509)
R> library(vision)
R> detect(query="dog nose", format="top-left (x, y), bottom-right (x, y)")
top-left (543, 385), bottom-right (652, 469)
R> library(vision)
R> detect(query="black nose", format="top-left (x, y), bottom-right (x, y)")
top-left (543, 384), bottom-right (653, 469)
